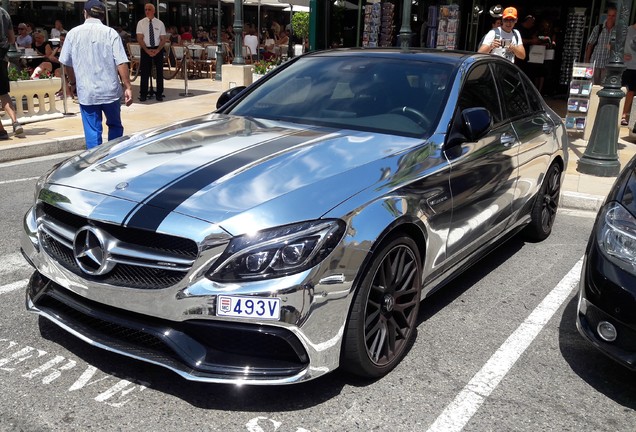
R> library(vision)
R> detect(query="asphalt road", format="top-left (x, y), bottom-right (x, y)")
top-left (1, 154), bottom-right (634, 432)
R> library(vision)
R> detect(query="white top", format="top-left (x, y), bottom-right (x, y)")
top-left (625, 25), bottom-right (636, 70)
top-left (244, 34), bottom-right (259, 57)
top-left (481, 27), bottom-right (520, 63)
top-left (136, 17), bottom-right (166, 48)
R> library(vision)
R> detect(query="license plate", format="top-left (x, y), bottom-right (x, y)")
top-left (216, 295), bottom-right (281, 320)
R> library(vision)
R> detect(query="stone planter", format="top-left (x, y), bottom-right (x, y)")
top-left (9, 77), bottom-right (62, 122)
top-left (252, 73), bottom-right (265, 82)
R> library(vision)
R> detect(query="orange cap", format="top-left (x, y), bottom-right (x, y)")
top-left (502, 7), bottom-right (518, 19)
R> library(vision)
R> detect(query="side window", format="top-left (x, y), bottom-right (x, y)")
top-left (494, 63), bottom-right (531, 119)
top-left (521, 76), bottom-right (544, 113)
top-left (458, 63), bottom-right (502, 124)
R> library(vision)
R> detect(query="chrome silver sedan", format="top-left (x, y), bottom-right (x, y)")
top-left (21, 48), bottom-right (568, 385)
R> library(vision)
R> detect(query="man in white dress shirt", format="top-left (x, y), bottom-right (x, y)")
top-left (136, 3), bottom-right (166, 102)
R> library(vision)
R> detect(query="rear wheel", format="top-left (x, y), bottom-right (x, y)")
top-left (523, 162), bottom-right (562, 241)
top-left (341, 235), bottom-right (422, 378)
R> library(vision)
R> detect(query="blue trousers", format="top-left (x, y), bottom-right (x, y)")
top-left (79, 100), bottom-right (124, 149)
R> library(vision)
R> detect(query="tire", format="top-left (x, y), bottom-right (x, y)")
top-left (523, 162), bottom-right (562, 242)
top-left (341, 235), bottom-right (422, 378)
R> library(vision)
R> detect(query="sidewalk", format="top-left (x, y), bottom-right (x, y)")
top-left (0, 78), bottom-right (633, 213)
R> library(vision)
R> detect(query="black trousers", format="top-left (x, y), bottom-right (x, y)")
top-left (140, 48), bottom-right (164, 97)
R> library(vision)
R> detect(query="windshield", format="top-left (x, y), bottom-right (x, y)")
top-left (228, 55), bottom-right (453, 137)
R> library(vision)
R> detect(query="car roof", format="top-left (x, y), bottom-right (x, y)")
top-left (304, 47), bottom-right (481, 67)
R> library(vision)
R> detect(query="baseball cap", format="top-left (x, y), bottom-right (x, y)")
top-left (502, 7), bottom-right (517, 19)
top-left (84, 0), bottom-right (105, 13)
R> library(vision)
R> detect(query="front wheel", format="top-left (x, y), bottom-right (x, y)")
top-left (341, 235), bottom-right (422, 378)
top-left (523, 162), bottom-right (562, 242)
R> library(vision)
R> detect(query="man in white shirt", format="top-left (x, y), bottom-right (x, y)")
top-left (60, 0), bottom-right (133, 149)
top-left (478, 6), bottom-right (526, 63)
top-left (50, 20), bottom-right (65, 39)
top-left (136, 3), bottom-right (166, 101)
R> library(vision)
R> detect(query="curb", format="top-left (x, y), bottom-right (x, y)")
top-left (0, 135), bottom-right (85, 163)
top-left (560, 191), bottom-right (606, 213)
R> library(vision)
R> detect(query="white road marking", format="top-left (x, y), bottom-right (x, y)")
top-left (0, 253), bottom-right (32, 295)
top-left (426, 257), bottom-right (584, 432)
top-left (0, 150), bottom-right (80, 168)
top-left (0, 176), bottom-right (39, 185)
top-left (0, 279), bottom-right (28, 295)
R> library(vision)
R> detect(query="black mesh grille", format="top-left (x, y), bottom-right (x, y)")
top-left (37, 202), bottom-right (199, 290)
top-left (41, 232), bottom-right (185, 289)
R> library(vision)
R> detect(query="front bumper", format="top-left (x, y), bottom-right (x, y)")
top-left (22, 205), bottom-right (360, 385)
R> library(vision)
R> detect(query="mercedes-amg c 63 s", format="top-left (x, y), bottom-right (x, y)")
top-left (22, 48), bottom-right (568, 384)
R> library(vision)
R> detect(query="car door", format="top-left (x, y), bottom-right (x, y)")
top-left (493, 62), bottom-right (557, 225)
top-left (443, 62), bottom-right (517, 267)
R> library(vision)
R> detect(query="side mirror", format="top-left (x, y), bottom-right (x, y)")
top-left (462, 107), bottom-right (492, 141)
top-left (216, 86), bottom-right (247, 110)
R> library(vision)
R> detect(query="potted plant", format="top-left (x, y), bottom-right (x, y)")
top-left (252, 60), bottom-right (275, 81)
top-left (291, 11), bottom-right (310, 55)
top-left (8, 65), bottom-right (62, 119)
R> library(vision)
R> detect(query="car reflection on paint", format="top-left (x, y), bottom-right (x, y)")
top-left (576, 154), bottom-right (636, 368)
top-left (21, 48), bottom-right (568, 385)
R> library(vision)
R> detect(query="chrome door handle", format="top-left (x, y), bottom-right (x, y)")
top-left (501, 133), bottom-right (516, 147)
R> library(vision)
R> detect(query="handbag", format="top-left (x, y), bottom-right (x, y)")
top-left (528, 45), bottom-right (546, 64)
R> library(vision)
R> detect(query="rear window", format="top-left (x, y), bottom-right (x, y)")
top-left (228, 56), bottom-right (454, 137)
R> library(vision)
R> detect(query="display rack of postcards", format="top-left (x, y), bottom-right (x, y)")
top-left (379, 2), bottom-right (395, 47)
top-left (559, 8), bottom-right (587, 86)
top-left (435, 4), bottom-right (460, 49)
top-left (565, 62), bottom-right (594, 131)
top-left (362, 0), bottom-right (381, 47)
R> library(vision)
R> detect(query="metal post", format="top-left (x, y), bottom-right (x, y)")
top-left (398, 0), bottom-right (412, 49)
top-left (578, 1), bottom-right (630, 177)
top-left (232, 0), bottom-right (245, 65)
top-left (216, 0), bottom-right (222, 80)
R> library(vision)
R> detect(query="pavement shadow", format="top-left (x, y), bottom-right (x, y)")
top-left (558, 296), bottom-right (636, 410)
top-left (416, 235), bottom-right (526, 325)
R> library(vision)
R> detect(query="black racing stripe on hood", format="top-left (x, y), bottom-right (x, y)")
top-left (124, 130), bottom-right (323, 231)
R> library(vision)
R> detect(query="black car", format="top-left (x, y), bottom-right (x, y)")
top-left (577, 154), bottom-right (636, 368)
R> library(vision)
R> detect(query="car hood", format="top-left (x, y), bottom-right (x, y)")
top-left (46, 114), bottom-right (424, 234)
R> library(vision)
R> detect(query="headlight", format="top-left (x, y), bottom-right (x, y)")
top-left (208, 219), bottom-right (346, 282)
top-left (598, 201), bottom-right (636, 271)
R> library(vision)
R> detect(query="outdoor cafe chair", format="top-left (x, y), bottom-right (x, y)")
top-left (196, 45), bottom-right (217, 79)
top-left (127, 42), bottom-right (141, 81)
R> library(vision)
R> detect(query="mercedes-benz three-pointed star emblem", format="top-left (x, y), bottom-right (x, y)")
top-left (73, 226), bottom-right (115, 276)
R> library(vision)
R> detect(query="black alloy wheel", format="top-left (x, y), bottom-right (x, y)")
top-left (342, 235), bottom-right (422, 378)
top-left (523, 162), bottom-right (562, 241)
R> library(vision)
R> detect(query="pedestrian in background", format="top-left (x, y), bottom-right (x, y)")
top-left (0, 8), bottom-right (23, 139)
top-left (478, 6), bottom-right (525, 63)
top-left (60, 0), bottom-right (133, 150)
top-left (585, 6), bottom-right (617, 85)
top-left (15, 23), bottom-right (31, 48)
top-left (621, 21), bottom-right (636, 126)
top-left (136, 3), bottom-right (166, 102)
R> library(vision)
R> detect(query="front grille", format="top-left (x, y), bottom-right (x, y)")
top-left (37, 202), bottom-right (199, 290)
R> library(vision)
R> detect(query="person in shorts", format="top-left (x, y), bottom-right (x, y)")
top-left (0, 7), bottom-right (24, 139)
